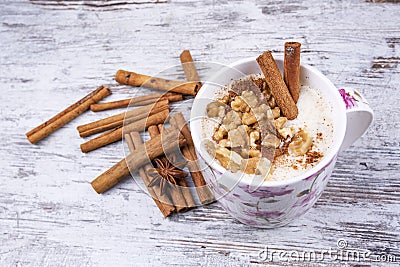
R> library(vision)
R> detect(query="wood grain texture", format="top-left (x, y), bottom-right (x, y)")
top-left (0, 0), bottom-right (399, 266)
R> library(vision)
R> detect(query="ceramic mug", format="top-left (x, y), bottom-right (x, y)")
top-left (190, 57), bottom-right (373, 228)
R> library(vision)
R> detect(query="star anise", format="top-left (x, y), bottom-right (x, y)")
top-left (147, 156), bottom-right (188, 196)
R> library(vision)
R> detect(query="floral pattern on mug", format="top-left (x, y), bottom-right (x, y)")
top-left (198, 147), bottom-right (338, 228)
top-left (339, 88), bottom-right (357, 109)
top-left (238, 184), bottom-right (294, 198)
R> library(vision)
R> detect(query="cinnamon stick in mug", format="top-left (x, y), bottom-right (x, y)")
top-left (115, 70), bottom-right (200, 95)
top-left (90, 92), bottom-right (182, 112)
top-left (284, 42), bottom-right (301, 103)
top-left (91, 128), bottom-right (186, 194)
top-left (80, 109), bottom-right (169, 153)
top-left (26, 86), bottom-right (111, 144)
top-left (256, 51), bottom-right (298, 120)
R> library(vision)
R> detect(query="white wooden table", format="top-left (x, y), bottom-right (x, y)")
top-left (1, 0), bottom-right (399, 266)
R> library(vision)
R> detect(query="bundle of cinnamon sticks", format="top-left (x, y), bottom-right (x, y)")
top-left (120, 113), bottom-right (215, 217)
top-left (26, 49), bottom-right (214, 217)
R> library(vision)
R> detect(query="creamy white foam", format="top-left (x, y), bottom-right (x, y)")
top-left (203, 78), bottom-right (334, 182)
top-left (266, 85), bottom-right (334, 181)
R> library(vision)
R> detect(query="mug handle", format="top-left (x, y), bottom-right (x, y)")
top-left (338, 88), bottom-right (374, 152)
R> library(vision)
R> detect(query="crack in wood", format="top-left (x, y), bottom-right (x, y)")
top-left (29, 0), bottom-right (168, 8)
top-left (262, 4), bottom-right (308, 15)
top-left (371, 56), bottom-right (399, 70)
top-left (366, 0), bottom-right (400, 3)
top-left (386, 37), bottom-right (400, 48)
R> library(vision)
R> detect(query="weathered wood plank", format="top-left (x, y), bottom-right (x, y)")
top-left (0, 0), bottom-right (399, 266)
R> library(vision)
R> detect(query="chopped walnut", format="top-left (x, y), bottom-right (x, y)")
top-left (275, 117), bottom-right (288, 130)
top-left (218, 139), bottom-right (232, 148)
top-left (219, 94), bottom-right (230, 104)
top-left (229, 151), bottom-right (244, 172)
top-left (206, 101), bottom-right (225, 118)
top-left (239, 148), bottom-right (249, 158)
top-left (249, 130), bottom-right (260, 148)
top-left (215, 146), bottom-right (242, 172)
top-left (241, 91), bottom-right (259, 108)
top-left (213, 125), bottom-right (227, 141)
top-left (215, 146), bottom-right (231, 167)
top-left (222, 110), bottom-right (242, 131)
top-left (240, 157), bottom-right (271, 175)
top-left (289, 129), bottom-right (313, 156)
top-left (239, 148), bottom-right (261, 158)
top-left (228, 125), bottom-right (248, 147)
top-left (278, 127), bottom-right (294, 139)
top-left (240, 157), bottom-right (260, 174)
top-left (253, 103), bottom-right (270, 121)
top-left (262, 134), bottom-right (281, 148)
top-left (272, 107), bottom-right (281, 119)
top-left (241, 112), bottom-right (257, 125)
top-left (231, 96), bottom-right (250, 113)
top-left (249, 149), bottom-right (261, 158)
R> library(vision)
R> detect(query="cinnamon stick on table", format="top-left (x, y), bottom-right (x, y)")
top-left (178, 51), bottom-right (211, 204)
top-left (256, 51), bottom-right (298, 120)
top-left (284, 42), bottom-right (301, 103)
top-left (80, 108), bottom-right (170, 153)
top-left (91, 128), bottom-right (186, 194)
top-left (148, 125), bottom-right (189, 211)
top-left (180, 50), bottom-right (202, 87)
top-left (90, 92), bottom-right (182, 112)
top-left (115, 70), bottom-right (200, 95)
top-left (125, 132), bottom-right (175, 217)
top-left (77, 99), bottom-right (169, 137)
top-left (26, 85), bottom-right (111, 144)
top-left (158, 124), bottom-right (196, 208)
top-left (170, 113), bottom-right (215, 205)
